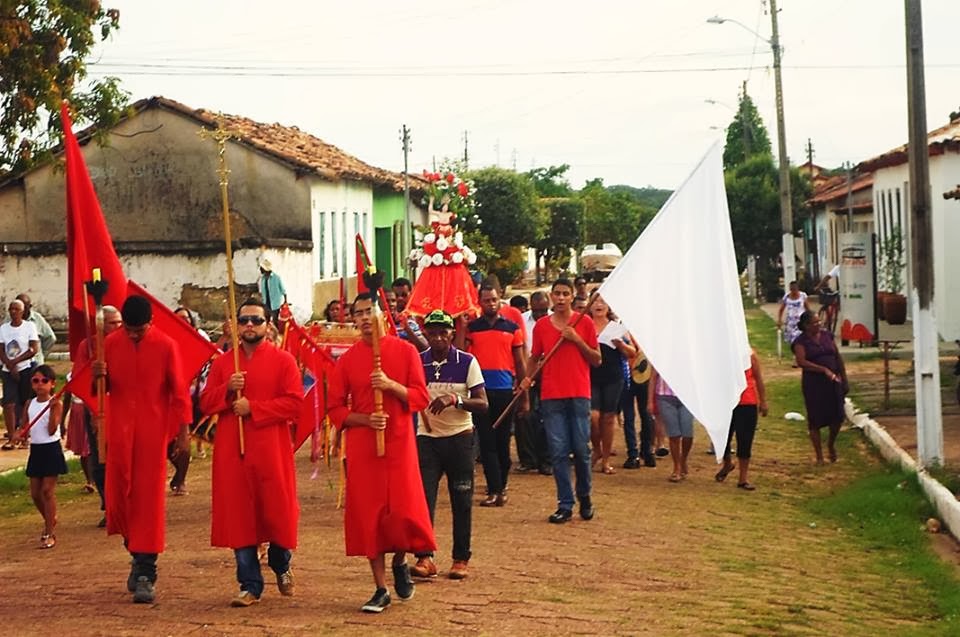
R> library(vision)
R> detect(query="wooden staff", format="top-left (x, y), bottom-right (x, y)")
top-left (492, 291), bottom-right (600, 429)
top-left (361, 267), bottom-right (388, 456)
top-left (199, 117), bottom-right (245, 457)
top-left (85, 268), bottom-right (109, 459)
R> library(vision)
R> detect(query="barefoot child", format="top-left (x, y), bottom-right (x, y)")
top-left (19, 364), bottom-right (67, 549)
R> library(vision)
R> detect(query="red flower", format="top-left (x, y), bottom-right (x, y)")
top-left (422, 169), bottom-right (430, 178)
top-left (457, 182), bottom-right (469, 197)
top-left (445, 173), bottom-right (455, 184)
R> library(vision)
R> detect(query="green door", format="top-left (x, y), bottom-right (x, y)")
top-left (375, 226), bottom-right (393, 283)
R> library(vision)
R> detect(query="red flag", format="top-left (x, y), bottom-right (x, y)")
top-left (62, 102), bottom-right (129, 360)
top-left (68, 281), bottom-right (219, 406)
top-left (355, 233), bottom-right (398, 336)
top-left (283, 320), bottom-right (336, 451)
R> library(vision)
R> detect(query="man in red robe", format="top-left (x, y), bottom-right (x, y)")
top-left (328, 292), bottom-right (436, 613)
top-left (200, 299), bottom-right (303, 607)
top-left (93, 295), bottom-right (192, 604)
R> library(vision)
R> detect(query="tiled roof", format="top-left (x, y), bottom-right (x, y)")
top-left (808, 172), bottom-right (873, 205)
top-left (141, 96), bottom-right (425, 192)
top-left (858, 117), bottom-right (960, 173)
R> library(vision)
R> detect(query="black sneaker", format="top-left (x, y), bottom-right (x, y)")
top-left (538, 465), bottom-right (553, 476)
top-left (655, 447), bottom-right (669, 457)
top-left (361, 587), bottom-right (391, 613)
top-left (132, 576), bottom-right (155, 604)
top-left (579, 496), bottom-right (595, 521)
top-left (622, 457), bottom-right (641, 469)
top-left (392, 563), bottom-right (415, 601)
top-left (643, 456), bottom-right (657, 468)
top-left (548, 508), bottom-right (572, 524)
top-left (127, 561), bottom-right (137, 592)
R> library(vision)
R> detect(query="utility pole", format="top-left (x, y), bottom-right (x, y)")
top-left (805, 138), bottom-right (814, 166)
top-left (494, 139), bottom-right (500, 167)
top-left (769, 0), bottom-right (795, 288)
top-left (805, 138), bottom-right (819, 280)
top-left (844, 161), bottom-right (854, 227)
top-left (399, 124), bottom-right (412, 278)
top-left (511, 148), bottom-right (517, 171)
top-left (904, 0), bottom-right (942, 467)
top-left (462, 130), bottom-right (469, 169)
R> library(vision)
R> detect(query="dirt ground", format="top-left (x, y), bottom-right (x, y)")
top-left (2, 349), bottom-right (959, 635)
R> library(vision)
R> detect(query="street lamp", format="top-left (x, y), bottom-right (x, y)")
top-left (708, 3), bottom-right (796, 288)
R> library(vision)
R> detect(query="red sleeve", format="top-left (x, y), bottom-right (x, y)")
top-left (327, 354), bottom-right (351, 431)
top-left (165, 339), bottom-right (193, 433)
top-left (248, 351), bottom-right (303, 429)
top-left (199, 355), bottom-right (232, 416)
top-left (404, 341), bottom-right (430, 413)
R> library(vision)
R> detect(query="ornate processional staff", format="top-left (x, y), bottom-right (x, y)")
top-left (361, 266), bottom-right (387, 457)
top-left (199, 116), bottom-right (245, 458)
top-left (85, 268), bottom-right (109, 461)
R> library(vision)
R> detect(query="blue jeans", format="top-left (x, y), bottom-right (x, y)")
top-left (623, 381), bottom-right (655, 461)
top-left (541, 398), bottom-right (592, 510)
top-left (235, 544), bottom-right (291, 598)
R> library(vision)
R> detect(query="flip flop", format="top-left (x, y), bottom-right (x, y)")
top-left (737, 482), bottom-right (756, 491)
top-left (668, 474), bottom-right (682, 483)
top-left (40, 534), bottom-right (56, 549)
top-left (602, 465), bottom-right (616, 475)
top-left (1, 443), bottom-right (15, 451)
top-left (714, 464), bottom-right (736, 483)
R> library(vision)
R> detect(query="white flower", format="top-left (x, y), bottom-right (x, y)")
top-left (409, 249), bottom-right (421, 260)
top-left (424, 233), bottom-right (436, 244)
top-left (451, 252), bottom-right (464, 264)
top-left (454, 232), bottom-right (463, 248)
top-left (419, 255), bottom-right (432, 268)
top-left (467, 252), bottom-right (477, 265)
top-left (414, 229), bottom-right (424, 241)
top-left (431, 252), bottom-right (444, 266)
top-left (476, 218), bottom-right (483, 225)
top-left (436, 236), bottom-right (449, 251)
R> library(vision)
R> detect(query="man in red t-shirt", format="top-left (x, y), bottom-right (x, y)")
top-left (522, 278), bottom-right (600, 524)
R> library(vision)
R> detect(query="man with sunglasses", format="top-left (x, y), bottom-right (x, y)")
top-left (200, 299), bottom-right (303, 608)
top-left (93, 295), bottom-right (192, 604)
top-left (328, 292), bottom-right (435, 613)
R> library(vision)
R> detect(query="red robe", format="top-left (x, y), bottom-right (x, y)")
top-left (201, 344), bottom-right (303, 549)
top-left (103, 327), bottom-right (192, 553)
top-left (328, 335), bottom-right (436, 559)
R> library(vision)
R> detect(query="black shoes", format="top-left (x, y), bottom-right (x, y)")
top-left (548, 508), bottom-right (573, 524)
top-left (392, 563), bottom-right (415, 601)
top-left (538, 465), bottom-right (553, 476)
top-left (655, 447), bottom-right (669, 457)
top-left (643, 456), bottom-right (657, 468)
top-left (132, 576), bottom-right (155, 604)
top-left (622, 458), bottom-right (641, 469)
top-left (361, 587), bottom-right (391, 613)
top-left (579, 496), bottom-right (595, 521)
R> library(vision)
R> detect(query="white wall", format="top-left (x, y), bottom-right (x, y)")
top-left (0, 247), bottom-right (313, 324)
top-left (873, 154), bottom-right (960, 340)
top-left (310, 179), bottom-right (374, 284)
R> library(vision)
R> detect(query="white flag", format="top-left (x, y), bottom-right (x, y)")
top-left (599, 142), bottom-right (751, 460)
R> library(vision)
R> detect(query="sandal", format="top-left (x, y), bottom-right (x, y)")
top-left (40, 533), bottom-right (56, 549)
top-left (714, 463), bottom-right (736, 483)
top-left (602, 465), bottom-right (616, 475)
top-left (82, 484), bottom-right (95, 494)
top-left (1, 442), bottom-right (14, 451)
top-left (737, 482), bottom-right (756, 491)
top-left (668, 473), bottom-right (682, 483)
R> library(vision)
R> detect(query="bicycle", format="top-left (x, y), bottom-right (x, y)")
top-left (817, 288), bottom-right (840, 335)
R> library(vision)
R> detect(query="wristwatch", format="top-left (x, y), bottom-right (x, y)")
top-left (456, 395), bottom-right (464, 409)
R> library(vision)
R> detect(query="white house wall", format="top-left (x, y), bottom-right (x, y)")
top-left (310, 180), bottom-right (373, 284)
top-left (0, 248), bottom-right (312, 324)
top-left (873, 155), bottom-right (960, 340)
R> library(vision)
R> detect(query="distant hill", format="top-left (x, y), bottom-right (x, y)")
top-left (607, 185), bottom-right (672, 210)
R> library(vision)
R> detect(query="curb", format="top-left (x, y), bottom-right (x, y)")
top-left (847, 399), bottom-right (960, 537)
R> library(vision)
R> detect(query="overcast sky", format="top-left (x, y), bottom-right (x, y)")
top-left (86, 0), bottom-right (957, 191)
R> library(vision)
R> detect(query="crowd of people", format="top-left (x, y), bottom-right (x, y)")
top-left (0, 267), bottom-right (850, 613)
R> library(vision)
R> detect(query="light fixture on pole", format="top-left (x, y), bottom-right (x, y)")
top-left (708, 3), bottom-right (796, 288)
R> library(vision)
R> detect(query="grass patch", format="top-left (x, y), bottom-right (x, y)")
top-left (0, 457), bottom-right (89, 517)
top-left (806, 469), bottom-right (960, 633)
top-left (746, 309), bottom-right (778, 356)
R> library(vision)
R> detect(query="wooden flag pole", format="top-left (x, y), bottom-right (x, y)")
top-left (492, 291), bottom-right (600, 429)
top-left (200, 116), bottom-right (245, 458)
top-left (360, 263), bottom-right (388, 457)
top-left (85, 268), bottom-right (109, 460)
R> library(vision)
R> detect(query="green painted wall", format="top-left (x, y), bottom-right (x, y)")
top-left (372, 190), bottom-right (405, 283)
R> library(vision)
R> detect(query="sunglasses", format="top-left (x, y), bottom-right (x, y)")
top-left (31, 377), bottom-right (53, 385)
top-left (237, 315), bottom-right (267, 326)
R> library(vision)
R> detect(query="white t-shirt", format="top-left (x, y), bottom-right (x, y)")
top-left (27, 397), bottom-right (60, 445)
top-left (522, 309), bottom-right (552, 354)
top-left (1, 320), bottom-right (39, 372)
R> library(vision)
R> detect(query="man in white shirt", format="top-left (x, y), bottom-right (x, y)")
top-left (17, 293), bottom-right (56, 365)
top-left (1, 299), bottom-right (40, 447)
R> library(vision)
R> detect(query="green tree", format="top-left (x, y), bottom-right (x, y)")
top-left (0, 1), bottom-right (128, 174)
top-left (579, 178), bottom-right (648, 252)
top-left (469, 166), bottom-right (543, 285)
top-left (723, 91), bottom-right (772, 170)
top-left (526, 164), bottom-right (574, 198)
top-left (534, 197), bottom-right (584, 282)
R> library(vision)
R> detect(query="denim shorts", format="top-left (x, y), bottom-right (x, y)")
top-left (657, 395), bottom-right (694, 438)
